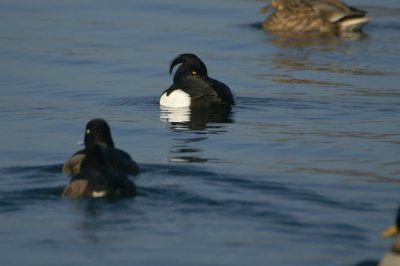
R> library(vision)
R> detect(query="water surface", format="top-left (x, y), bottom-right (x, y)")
top-left (0, 0), bottom-right (400, 265)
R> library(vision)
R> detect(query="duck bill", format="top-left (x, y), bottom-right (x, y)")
top-left (382, 225), bottom-right (399, 238)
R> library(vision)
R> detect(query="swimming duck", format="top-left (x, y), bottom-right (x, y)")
top-left (160, 53), bottom-right (234, 108)
top-left (62, 119), bottom-right (139, 176)
top-left (258, 0), bottom-right (371, 35)
top-left (379, 207), bottom-right (400, 266)
top-left (62, 144), bottom-right (136, 199)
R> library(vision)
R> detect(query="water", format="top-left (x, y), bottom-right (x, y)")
top-left (0, 0), bottom-right (399, 265)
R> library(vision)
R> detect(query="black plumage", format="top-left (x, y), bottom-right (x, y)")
top-left (160, 53), bottom-right (234, 107)
top-left (62, 119), bottom-right (139, 176)
top-left (62, 144), bottom-right (136, 199)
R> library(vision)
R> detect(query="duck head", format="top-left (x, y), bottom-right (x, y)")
top-left (169, 53), bottom-right (208, 82)
top-left (84, 119), bottom-right (115, 148)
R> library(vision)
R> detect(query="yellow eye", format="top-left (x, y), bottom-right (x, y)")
top-left (86, 129), bottom-right (90, 134)
top-left (192, 70), bottom-right (197, 75)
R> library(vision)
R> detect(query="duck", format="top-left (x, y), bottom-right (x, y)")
top-left (160, 53), bottom-right (234, 108)
top-left (258, 0), bottom-right (371, 36)
top-left (62, 144), bottom-right (136, 199)
top-left (379, 206), bottom-right (400, 266)
top-left (62, 118), bottom-right (139, 176)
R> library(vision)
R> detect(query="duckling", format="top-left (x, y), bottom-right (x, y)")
top-left (62, 144), bottom-right (136, 199)
top-left (379, 207), bottom-right (400, 266)
top-left (258, 0), bottom-right (371, 35)
top-left (160, 53), bottom-right (234, 108)
top-left (62, 119), bottom-right (139, 176)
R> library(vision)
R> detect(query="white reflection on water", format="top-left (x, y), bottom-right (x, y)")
top-left (160, 106), bottom-right (191, 124)
top-left (160, 105), bottom-right (234, 131)
top-left (160, 105), bottom-right (234, 163)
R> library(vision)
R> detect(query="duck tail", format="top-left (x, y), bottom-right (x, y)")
top-left (338, 16), bottom-right (371, 32)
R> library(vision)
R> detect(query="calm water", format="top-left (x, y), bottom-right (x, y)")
top-left (1, 0), bottom-right (400, 265)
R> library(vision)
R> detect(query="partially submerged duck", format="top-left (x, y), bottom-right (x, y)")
top-left (160, 53), bottom-right (234, 108)
top-left (379, 207), bottom-right (400, 266)
top-left (62, 144), bottom-right (136, 199)
top-left (258, 0), bottom-right (371, 36)
top-left (62, 118), bottom-right (139, 176)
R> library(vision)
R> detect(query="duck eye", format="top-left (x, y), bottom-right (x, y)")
top-left (192, 70), bottom-right (197, 75)
top-left (86, 129), bottom-right (91, 134)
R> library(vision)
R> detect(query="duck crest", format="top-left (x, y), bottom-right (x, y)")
top-left (169, 53), bottom-right (208, 82)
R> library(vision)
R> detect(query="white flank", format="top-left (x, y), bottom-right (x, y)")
top-left (160, 90), bottom-right (191, 108)
top-left (339, 17), bottom-right (371, 32)
top-left (92, 190), bottom-right (107, 198)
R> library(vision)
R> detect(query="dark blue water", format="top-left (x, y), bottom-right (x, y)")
top-left (1, 0), bottom-right (400, 265)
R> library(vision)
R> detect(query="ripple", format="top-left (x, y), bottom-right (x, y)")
top-left (104, 96), bottom-right (159, 110)
top-left (271, 57), bottom-right (393, 76)
top-left (0, 165), bottom-right (66, 212)
top-left (269, 76), bottom-right (352, 88)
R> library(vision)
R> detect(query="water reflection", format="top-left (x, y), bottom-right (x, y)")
top-left (160, 106), bottom-right (234, 163)
top-left (255, 44), bottom-right (390, 91)
top-left (71, 197), bottom-right (138, 244)
top-left (266, 53), bottom-right (388, 77)
top-left (168, 136), bottom-right (209, 163)
top-left (353, 260), bottom-right (378, 266)
top-left (160, 106), bottom-right (233, 131)
top-left (269, 32), bottom-right (368, 49)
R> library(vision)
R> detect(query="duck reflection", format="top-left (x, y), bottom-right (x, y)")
top-left (255, 39), bottom-right (381, 90)
top-left (268, 31), bottom-right (367, 49)
top-left (160, 105), bottom-right (233, 131)
top-left (160, 106), bottom-right (234, 163)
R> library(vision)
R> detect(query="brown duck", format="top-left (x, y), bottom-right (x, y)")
top-left (258, 0), bottom-right (371, 35)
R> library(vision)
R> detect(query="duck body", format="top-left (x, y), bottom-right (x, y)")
top-left (161, 75), bottom-right (234, 108)
top-left (160, 53), bottom-right (234, 108)
top-left (62, 144), bottom-right (136, 199)
top-left (62, 119), bottom-right (139, 176)
top-left (259, 0), bottom-right (371, 35)
top-left (63, 167), bottom-right (136, 199)
top-left (63, 145), bottom-right (139, 176)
